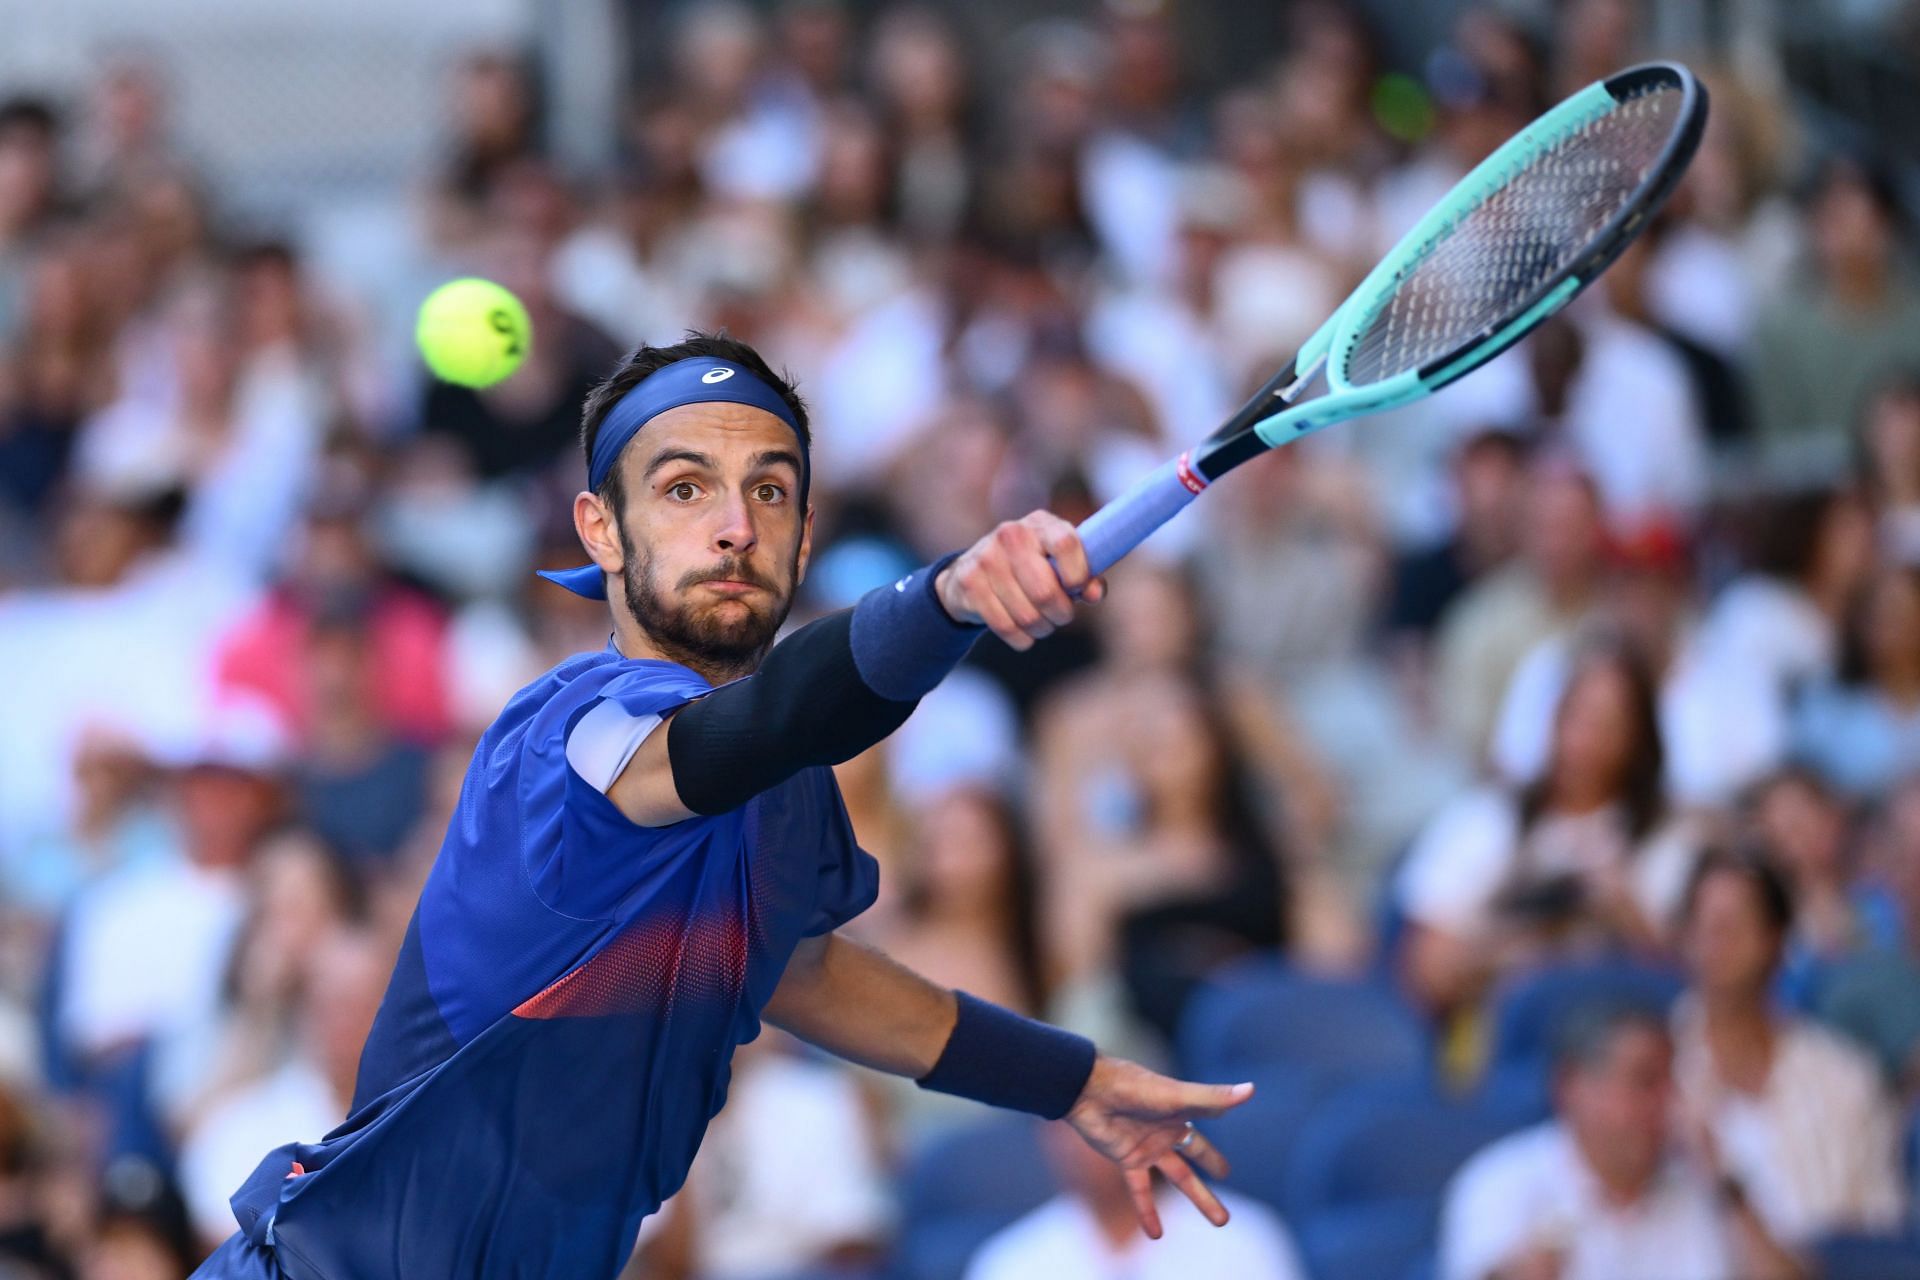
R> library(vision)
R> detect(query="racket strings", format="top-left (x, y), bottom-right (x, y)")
top-left (1345, 84), bottom-right (1685, 386)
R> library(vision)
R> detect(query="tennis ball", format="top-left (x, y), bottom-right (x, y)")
top-left (415, 277), bottom-right (531, 389)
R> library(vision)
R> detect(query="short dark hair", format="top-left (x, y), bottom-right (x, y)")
top-left (1551, 1002), bottom-right (1670, 1077)
top-left (1680, 842), bottom-right (1795, 935)
top-left (0, 96), bottom-right (58, 140)
top-left (578, 331), bottom-right (810, 515)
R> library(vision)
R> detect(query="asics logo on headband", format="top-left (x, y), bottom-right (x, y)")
top-left (701, 368), bottom-right (735, 384)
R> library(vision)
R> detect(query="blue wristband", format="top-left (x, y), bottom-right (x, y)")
top-left (847, 552), bottom-right (983, 702)
top-left (917, 992), bottom-right (1097, 1120)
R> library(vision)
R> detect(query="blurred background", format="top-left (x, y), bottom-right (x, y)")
top-left (1, 0), bottom-right (1919, 1277)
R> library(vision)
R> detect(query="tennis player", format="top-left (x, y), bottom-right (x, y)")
top-left (193, 333), bottom-right (1254, 1279)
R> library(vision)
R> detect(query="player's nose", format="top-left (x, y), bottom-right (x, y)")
top-left (711, 490), bottom-right (757, 555)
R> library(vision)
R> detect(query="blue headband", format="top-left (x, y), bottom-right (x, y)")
top-left (539, 356), bottom-right (808, 599)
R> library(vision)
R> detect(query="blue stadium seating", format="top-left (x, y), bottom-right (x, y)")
top-left (889, 1117), bottom-right (1055, 1280)
top-left (1293, 1199), bottom-right (1436, 1280)
top-left (1281, 1080), bottom-right (1518, 1218)
top-left (1811, 1232), bottom-right (1920, 1280)
top-left (1469, 1057), bottom-right (1554, 1129)
top-left (1485, 957), bottom-right (1685, 1072)
top-left (1177, 957), bottom-right (1430, 1084)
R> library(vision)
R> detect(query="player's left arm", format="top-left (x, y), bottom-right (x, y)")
top-left (764, 933), bottom-right (1254, 1239)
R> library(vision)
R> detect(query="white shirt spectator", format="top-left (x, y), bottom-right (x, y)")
top-left (1441, 1123), bottom-right (1733, 1280)
top-left (1396, 786), bottom-right (1698, 938)
top-left (1490, 631), bottom-right (1787, 808)
top-left (177, 1057), bottom-right (340, 1245)
top-left (0, 549), bottom-right (255, 857)
top-left (966, 1188), bottom-right (1306, 1280)
top-left (685, 1049), bottom-right (891, 1279)
top-left (56, 853), bottom-right (244, 1058)
top-left (1560, 315), bottom-right (1709, 534)
top-left (1672, 1002), bottom-right (1907, 1244)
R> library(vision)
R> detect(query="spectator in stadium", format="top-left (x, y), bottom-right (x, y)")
top-left (212, 493), bottom-right (452, 749)
top-left (1439, 1004), bottom-right (1800, 1280)
top-left (74, 51), bottom-right (181, 201)
top-left (1399, 634), bottom-right (1697, 1016)
top-left (1747, 767), bottom-right (1902, 1005)
top-left (175, 927), bottom-right (386, 1252)
top-left (0, 1082), bottom-right (66, 1279)
top-left (1792, 565), bottom-right (1920, 798)
top-left (869, 785), bottom-right (1044, 1019)
top-left (647, 1032), bottom-right (892, 1280)
top-left (426, 48), bottom-right (543, 251)
top-left (1434, 458), bottom-right (1606, 762)
top-left (42, 697), bottom-right (288, 1171)
top-left (1805, 772), bottom-right (1920, 1092)
top-left (1034, 650), bottom-right (1290, 1042)
top-left (1751, 157), bottom-right (1920, 462)
top-left (1686, 487), bottom-right (1875, 750)
top-left (965, 1118), bottom-right (1306, 1280)
top-left (75, 275), bottom-right (326, 584)
top-left (0, 98), bottom-right (63, 299)
top-left (1671, 846), bottom-right (1907, 1245)
top-left (868, 5), bottom-right (976, 242)
top-left (0, 229), bottom-right (114, 520)
top-left (1858, 374), bottom-right (1920, 567)
top-left (151, 830), bottom-right (360, 1144)
top-left (1045, 558), bottom-right (1351, 955)
top-left (292, 608), bottom-right (433, 872)
top-left (1386, 428), bottom-right (1529, 643)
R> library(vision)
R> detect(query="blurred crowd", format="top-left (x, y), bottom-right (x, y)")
top-left (2, 0), bottom-right (1920, 1277)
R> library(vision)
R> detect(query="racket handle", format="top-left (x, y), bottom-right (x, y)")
top-left (1072, 453), bottom-right (1207, 579)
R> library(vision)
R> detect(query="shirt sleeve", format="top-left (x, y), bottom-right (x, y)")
top-left (803, 777), bottom-right (879, 937)
top-left (1440, 1142), bottom-right (1535, 1280)
top-left (1397, 789), bottom-right (1522, 935)
top-left (535, 665), bottom-right (715, 919)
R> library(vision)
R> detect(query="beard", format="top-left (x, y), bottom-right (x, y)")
top-left (617, 521), bottom-right (794, 683)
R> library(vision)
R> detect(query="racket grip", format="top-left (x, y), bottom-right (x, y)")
top-left (1071, 453), bottom-right (1206, 579)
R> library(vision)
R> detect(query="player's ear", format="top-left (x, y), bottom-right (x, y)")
top-left (793, 504), bottom-right (815, 586)
top-left (576, 490), bottom-right (625, 576)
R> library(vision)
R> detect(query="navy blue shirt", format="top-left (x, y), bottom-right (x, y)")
top-left (222, 644), bottom-right (879, 1278)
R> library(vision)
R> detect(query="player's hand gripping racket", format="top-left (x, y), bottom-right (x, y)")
top-left (1070, 61), bottom-right (1707, 578)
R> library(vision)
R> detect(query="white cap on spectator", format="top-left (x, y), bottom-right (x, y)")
top-left (159, 693), bottom-right (295, 776)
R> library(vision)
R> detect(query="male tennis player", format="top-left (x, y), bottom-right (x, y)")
top-left (193, 334), bottom-right (1253, 1279)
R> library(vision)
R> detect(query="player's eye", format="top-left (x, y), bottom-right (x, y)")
top-left (753, 483), bottom-right (785, 504)
top-left (667, 481), bottom-right (701, 502)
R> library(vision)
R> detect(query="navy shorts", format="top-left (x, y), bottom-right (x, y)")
top-left (191, 1233), bottom-right (286, 1279)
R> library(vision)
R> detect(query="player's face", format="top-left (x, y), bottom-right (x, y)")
top-left (609, 403), bottom-right (812, 678)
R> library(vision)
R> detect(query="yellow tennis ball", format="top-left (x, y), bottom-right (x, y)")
top-left (415, 277), bottom-right (531, 389)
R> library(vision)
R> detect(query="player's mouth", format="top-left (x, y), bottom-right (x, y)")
top-left (699, 579), bottom-right (766, 596)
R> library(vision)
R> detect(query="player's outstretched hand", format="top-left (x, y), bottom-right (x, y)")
top-left (1064, 1055), bottom-right (1254, 1238)
top-left (934, 511), bottom-right (1106, 651)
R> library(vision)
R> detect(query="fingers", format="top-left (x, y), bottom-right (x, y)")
top-left (1157, 1151), bottom-right (1231, 1228)
top-left (1124, 1167), bottom-right (1164, 1240)
top-left (956, 513), bottom-right (1095, 650)
top-left (1172, 1079), bottom-right (1256, 1120)
top-left (1033, 512), bottom-right (1092, 596)
top-left (1175, 1127), bottom-right (1230, 1181)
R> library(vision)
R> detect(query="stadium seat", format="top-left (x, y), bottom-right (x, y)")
top-left (1177, 957), bottom-right (1430, 1084)
top-left (1485, 958), bottom-right (1684, 1072)
top-left (890, 1117), bottom-right (1055, 1280)
top-left (1281, 1080), bottom-right (1515, 1218)
top-left (1469, 1057), bottom-right (1554, 1130)
top-left (1293, 1199), bottom-right (1436, 1280)
top-left (1811, 1232), bottom-right (1920, 1280)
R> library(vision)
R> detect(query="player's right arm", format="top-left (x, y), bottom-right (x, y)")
top-left (605, 511), bottom-right (1104, 827)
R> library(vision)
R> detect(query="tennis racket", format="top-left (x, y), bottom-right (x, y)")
top-left (1070, 61), bottom-right (1708, 578)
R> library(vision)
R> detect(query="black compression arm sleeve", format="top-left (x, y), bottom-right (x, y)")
top-left (667, 557), bottom-right (982, 815)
